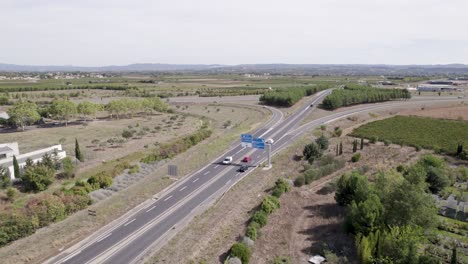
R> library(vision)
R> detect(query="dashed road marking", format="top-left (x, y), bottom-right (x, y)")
top-left (96, 233), bottom-right (112, 243)
top-left (164, 195), bottom-right (173, 201)
top-left (203, 171), bottom-right (210, 175)
top-left (124, 219), bottom-right (136, 227)
top-left (193, 178), bottom-right (199, 183)
top-left (146, 206), bottom-right (156, 213)
top-left (179, 186), bottom-right (187, 192)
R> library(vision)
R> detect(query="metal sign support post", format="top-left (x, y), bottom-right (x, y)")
top-left (267, 142), bottom-right (271, 168)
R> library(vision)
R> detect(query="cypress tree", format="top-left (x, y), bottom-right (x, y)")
top-left (339, 141), bottom-right (343, 155)
top-left (75, 138), bottom-right (84, 162)
top-left (353, 140), bottom-right (358, 153)
top-left (451, 246), bottom-right (457, 264)
top-left (336, 144), bottom-right (339, 156)
top-left (457, 144), bottom-right (463, 156)
top-left (360, 137), bottom-right (364, 150)
top-left (13, 155), bottom-right (20, 178)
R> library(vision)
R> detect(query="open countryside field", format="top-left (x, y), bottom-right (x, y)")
top-left (0, 101), bottom-right (270, 264)
top-left (351, 115), bottom-right (468, 154)
top-left (0, 114), bottom-right (200, 168)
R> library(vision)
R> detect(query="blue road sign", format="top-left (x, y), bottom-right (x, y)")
top-left (253, 138), bottom-right (265, 149)
top-left (241, 134), bottom-right (253, 147)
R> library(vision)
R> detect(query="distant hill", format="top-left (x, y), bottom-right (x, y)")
top-left (0, 63), bottom-right (222, 72)
top-left (0, 63), bottom-right (467, 76)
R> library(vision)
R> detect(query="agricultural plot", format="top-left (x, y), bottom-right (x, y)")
top-left (351, 116), bottom-right (468, 154)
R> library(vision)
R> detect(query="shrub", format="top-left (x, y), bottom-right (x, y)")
top-left (351, 153), bottom-right (361, 163)
top-left (369, 136), bottom-right (378, 144)
top-left (315, 135), bottom-right (329, 150)
top-left (87, 172), bottom-right (113, 188)
top-left (272, 256), bottom-right (292, 264)
top-left (303, 142), bottom-right (322, 164)
top-left (271, 178), bottom-right (291, 198)
top-left (122, 129), bottom-right (134, 139)
top-left (61, 157), bottom-right (75, 178)
top-left (6, 187), bottom-right (17, 202)
top-left (246, 225), bottom-right (257, 241)
top-left (383, 139), bottom-right (391, 146)
top-left (261, 195), bottom-right (280, 214)
top-left (304, 169), bottom-right (319, 184)
top-left (294, 175), bottom-right (305, 187)
top-left (21, 165), bottom-right (55, 192)
top-left (128, 164), bottom-right (140, 174)
top-left (230, 242), bottom-right (252, 264)
top-left (251, 210), bottom-right (268, 228)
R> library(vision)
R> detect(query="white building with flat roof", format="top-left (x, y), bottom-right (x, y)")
top-left (0, 143), bottom-right (66, 180)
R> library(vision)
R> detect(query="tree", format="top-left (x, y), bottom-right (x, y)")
top-left (0, 165), bottom-right (11, 188)
top-left (7, 101), bottom-right (41, 130)
top-left (303, 142), bottom-right (322, 164)
top-left (75, 138), bottom-right (84, 162)
top-left (347, 194), bottom-right (383, 235)
top-left (106, 99), bottom-right (127, 119)
top-left (315, 135), bottom-right (329, 150)
top-left (50, 99), bottom-right (77, 126)
top-left (142, 97), bottom-right (168, 114)
top-left (13, 155), bottom-right (20, 179)
top-left (384, 181), bottom-right (437, 229)
top-left (335, 172), bottom-right (371, 206)
top-left (339, 141), bottom-right (343, 155)
top-left (353, 139), bottom-right (358, 153)
top-left (77, 101), bottom-right (98, 120)
top-left (61, 157), bottom-right (75, 178)
top-left (451, 246), bottom-right (457, 264)
top-left (21, 165), bottom-right (55, 192)
top-left (360, 137), bottom-right (364, 150)
top-left (40, 153), bottom-right (54, 170)
top-left (426, 167), bottom-right (450, 194)
top-left (378, 225), bottom-right (422, 264)
top-left (230, 242), bottom-right (252, 264)
top-left (6, 187), bottom-right (17, 202)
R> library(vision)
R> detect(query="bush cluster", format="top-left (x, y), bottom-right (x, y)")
top-left (295, 156), bottom-right (346, 187)
top-left (141, 128), bottom-right (212, 163)
top-left (0, 191), bottom-right (92, 246)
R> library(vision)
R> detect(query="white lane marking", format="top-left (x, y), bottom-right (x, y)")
top-left (96, 233), bottom-right (112, 243)
top-left (203, 171), bottom-right (210, 175)
top-left (226, 179), bottom-right (232, 185)
top-left (234, 147), bottom-right (245, 155)
top-left (146, 206), bottom-right (156, 213)
top-left (57, 250), bottom-right (82, 263)
top-left (193, 178), bottom-right (199, 183)
top-left (214, 165), bottom-right (219, 168)
top-left (179, 186), bottom-right (187, 191)
top-left (257, 155), bottom-right (261, 159)
top-left (124, 219), bottom-right (136, 227)
top-left (164, 195), bottom-right (173, 201)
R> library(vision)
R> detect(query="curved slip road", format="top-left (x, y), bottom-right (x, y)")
top-left (48, 92), bottom-right (462, 264)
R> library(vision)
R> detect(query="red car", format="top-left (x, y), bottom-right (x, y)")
top-left (242, 156), bottom-right (251, 162)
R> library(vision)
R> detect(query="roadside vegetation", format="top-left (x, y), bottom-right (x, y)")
top-left (335, 154), bottom-right (467, 263)
top-left (351, 115), bottom-right (468, 159)
top-left (321, 84), bottom-right (411, 110)
top-left (259, 84), bottom-right (331, 107)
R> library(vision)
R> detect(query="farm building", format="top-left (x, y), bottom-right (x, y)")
top-left (0, 143), bottom-right (66, 180)
top-left (417, 84), bottom-right (457, 92)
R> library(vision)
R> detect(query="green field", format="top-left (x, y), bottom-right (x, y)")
top-left (351, 116), bottom-right (468, 154)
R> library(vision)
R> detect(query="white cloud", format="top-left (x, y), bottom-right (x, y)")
top-left (1, 0), bottom-right (467, 65)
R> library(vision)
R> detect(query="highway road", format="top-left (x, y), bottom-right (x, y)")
top-left (48, 92), bottom-right (463, 264)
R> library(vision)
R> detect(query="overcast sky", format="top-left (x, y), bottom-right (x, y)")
top-left (1, 0), bottom-right (467, 66)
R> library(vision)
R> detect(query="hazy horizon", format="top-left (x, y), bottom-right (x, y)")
top-left (2, 0), bottom-right (467, 66)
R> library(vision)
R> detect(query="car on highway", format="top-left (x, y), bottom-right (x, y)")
top-left (239, 165), bottom-right (249, 172)
top-left (310, 103), bottom-right (314, 107)
top-left (222, 156), bottom-right (233, 164)
top-left (242, 156), bottom-right (251, 162)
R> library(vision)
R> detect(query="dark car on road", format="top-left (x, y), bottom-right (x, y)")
top-left (239, 165), bottom-right (249, 172)
top-left (242, 156), bottom-right (251, 162)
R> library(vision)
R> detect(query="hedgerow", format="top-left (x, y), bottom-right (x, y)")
top-left (321, 84), bottom-right (411, 110)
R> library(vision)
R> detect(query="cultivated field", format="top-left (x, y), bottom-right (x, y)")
top-left (351, 115), bottom-right (468, 154)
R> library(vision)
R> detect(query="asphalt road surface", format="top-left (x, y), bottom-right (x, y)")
top-left (48, 92), bottom-right (463, 264)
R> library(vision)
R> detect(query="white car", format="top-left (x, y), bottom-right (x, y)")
top-left (222, 156), bottom-right (233, 164)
